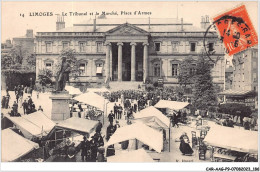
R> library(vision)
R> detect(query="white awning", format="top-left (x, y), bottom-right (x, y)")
top-left (107, 149), bottom-right (154, 162)
top-left (105, 123), bottom-right (163, 153)
top-left (204, 124), bottom-right (258, 154)
top-left (54, 117), bottom-right (99, 135)
top-left (4, 111), bottom-right (55, 139)
top-left (154, 100), bottom-right (189, 110)
top-left (2, 128), bottom-right (39, 162)
top-left (65, 85), bottom-right (82, 95)
top-left (96, 66), bottom-right (102, 74)
top-left (133, 106), bottom-right (170, 129)
top-left (74, 92), bottom-right (106, 110)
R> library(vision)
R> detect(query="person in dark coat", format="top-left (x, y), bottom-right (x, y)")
top-left (28, 96), bottom-right (33, 106)
top-left (90, 138), bottom-right (98, 162)
top-left (12, 101), bottom-right (18, 114)
top-left (66, 143), bottom-right (76, 162)
top-left (80, 136), bottom-right (88, 161)
top-left (113, 103), bottom-right (118, 119)
top-left (5, 95), bottom-right (10, 109)
top-left (16, 94), bottom-right (19, 104)
top-left (106, 123), bottom-right (115, 141)
top-left (179, 132), bottom-right (193, 155)
top-left (22, 100), bottom-right (28, 115)
top-left (96, 120), bottom-right (103, 133)
top-left (118, 104), bottom-right (123, 119)
top-left (108, 110), bottom-right (114, 124)
top-left (2, 96), bottom-right (6, 108)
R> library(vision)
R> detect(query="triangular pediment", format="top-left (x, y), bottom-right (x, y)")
top-left (106, 23), bottom-right (149, 36)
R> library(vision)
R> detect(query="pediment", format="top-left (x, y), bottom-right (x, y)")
top-left (106, 23), bottom-right (149, 36)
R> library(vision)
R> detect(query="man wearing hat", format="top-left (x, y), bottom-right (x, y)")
top-left (108, 110), bottom-right (114, 124)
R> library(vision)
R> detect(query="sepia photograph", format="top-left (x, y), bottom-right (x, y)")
top-left (0, 1), bottom-right (259, 171)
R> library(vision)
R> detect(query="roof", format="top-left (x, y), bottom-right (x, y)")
top-left (218, 90), bottom-right (256, 96)
top-left (154, 100), bottom-right (189, 110)
top-left (55, 117), bottom-right (99, 134)
top-left (4, 111), bottom-right (55, 139)
top-left (2, 128), bottom-right (39, 162)
top-left (55, 18), bottom-right (206, 33)
top-left (204, 124), bottom-right (258, 154)
top-left (105, 122), bottom-right (163, 153)
top-left (133, 106), bottom-right (170, 128)
top-left (107, 149), bottom-right (154, 162)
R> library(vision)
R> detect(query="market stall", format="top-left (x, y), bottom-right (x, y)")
top-left (107, 149), bottom-right (154, 162)
top-left (3, 111), bottom-right (55, 140)
top-left (204, 124), bottom-right (258, 162)
top-left (2, 128), bottom-right (39, 162)
top-left (133, 106), bottom-right (171, 151)
top-left (154, 100), bottom-right (189, 111)
top-left (105, 122), bottom-right (163, 153)
top-left (74, 91), bottom-right (106, 110)
top-left (65, 85), bottom-right (82, 95)
top-left (44, 117), bottom-right (99, 161)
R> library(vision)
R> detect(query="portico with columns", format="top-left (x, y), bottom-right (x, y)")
top-left (104, 23), bottom-right (150, 83)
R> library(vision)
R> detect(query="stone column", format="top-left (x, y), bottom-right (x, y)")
top-left (117, 42), bottom-right (123, 81)
top-left (105, 42), bottom-right (111, 83)
top-left (143, 43), bottom-right (149, 83)
top-left (109, 46), bottom-right (113, 80)
top-left (130, 42), bottom-right (136, 81)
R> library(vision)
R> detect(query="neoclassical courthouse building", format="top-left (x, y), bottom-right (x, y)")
top-left (35, 16), bottom-right (225, 89)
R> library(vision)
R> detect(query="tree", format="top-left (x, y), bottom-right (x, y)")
top-left (53, 48), bottom-right (79, 81)
top-left (38, 69), bottom-right (53, 86)
top-left (193, 55), bottom-right (218, 110)
top-left (178, 57), bottom-right (196, 87)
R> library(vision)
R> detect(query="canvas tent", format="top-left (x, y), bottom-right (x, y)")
top-left (133, 106), bottom-right (170, 129)
top-left (74, 92), bottom-right (106, 110)
top-left (4, 111), bottom-right (55, 139)
top-left (107, 149), bottom-right (154, 162)
top-left (65, 85), bottom-right (82, 95)
top-left (154, 100), bottom-right (189, 110)
top-left (2, 128), bottom-right (39, 162)
top-left (204, 124), bottom-right (258, 154)
top-left (105, 123), bottom-right (163, 153)
top-left (49, 117), bottom-right (99, 136)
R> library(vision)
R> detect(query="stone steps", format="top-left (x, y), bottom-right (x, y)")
top-left (109, 81), bottom-right (143, 91)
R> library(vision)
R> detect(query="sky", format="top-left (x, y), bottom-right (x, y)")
top-left (1, 1), bottom-right (258, 42)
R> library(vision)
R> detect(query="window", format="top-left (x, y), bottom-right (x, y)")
top-left (190, 43), bottom-right (196, 52)
top-left (46, 42), bottom-right (52, 53)
top-left (209, 43), bottom-right (214, 52)
top-left (45, 63), bottom-right (52, 70)
top-left (79, 42), bottom-right (85, 52)
top-left (79, 63), bottom-right (86, 76)
top-left (97, 42), bottom-right (103, 52)
top-left (154, 63), bottom-right (160, 77)
top-left (172, 42), bottom-right (179, 52)
top-left (96, 63), bottom-right (103, 76)
top-left (172, 64), bottom-right (178, 76)
top-left (63, 42), bottom-right (69, 49)
top-left (155, 42), bottom-right (161, 52)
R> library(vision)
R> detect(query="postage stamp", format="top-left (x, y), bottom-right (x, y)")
top-left (213, 4), bottom-right (258, 56)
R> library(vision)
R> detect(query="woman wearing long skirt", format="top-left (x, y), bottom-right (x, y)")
top-left (179, 132), bottom-right (193, 155)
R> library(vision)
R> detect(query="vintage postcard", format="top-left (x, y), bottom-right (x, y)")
top-left (1, 1), bottom-right (259, 171)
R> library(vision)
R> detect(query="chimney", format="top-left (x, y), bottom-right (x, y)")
top-left (181, 18), bottom-right (184, 31)
top-left (201, 16), bottom-right (205, 29)
top-left (56, 15), bottom-right (65, 31)
top-left (93, 16), bottom-right (96, 32)
top-left (204, 15), bottom-right (210, 29)
top-left (26, 29), bottom-right (33, 38)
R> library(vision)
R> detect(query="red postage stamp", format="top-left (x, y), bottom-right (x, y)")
top-left (213, 5), bottom-right (258, 56)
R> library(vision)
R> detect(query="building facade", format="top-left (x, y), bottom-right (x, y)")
top-left (232, 47), bottom-right (258, 92)
top-left (35, 17), bottom-right (225, 89)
